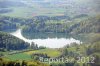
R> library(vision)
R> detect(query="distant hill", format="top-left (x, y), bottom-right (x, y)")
top-left (69, 15), bottom-right (100, 34)
top-left (0, 0), bottom-right (99, 18)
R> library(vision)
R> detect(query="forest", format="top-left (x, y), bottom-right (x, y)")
top-left (0, 0), bottom-right (100, 66)
top-left (0, 15), bottom-right (100, 66)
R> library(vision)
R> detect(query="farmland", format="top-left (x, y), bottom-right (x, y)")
top-left (3, 48), bottom-right (61, 61)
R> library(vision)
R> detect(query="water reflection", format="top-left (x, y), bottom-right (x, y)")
top-left (10, 29), bottom-right (82, 48)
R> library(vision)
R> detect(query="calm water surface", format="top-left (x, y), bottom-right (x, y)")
top-left (10, 29), bottom-right (82, 48)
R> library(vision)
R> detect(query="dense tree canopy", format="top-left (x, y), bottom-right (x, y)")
top-left (0, 31), bottom-right (29, 50)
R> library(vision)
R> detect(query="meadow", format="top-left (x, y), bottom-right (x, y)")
top-left (4, 48), bottom-right (61, 61)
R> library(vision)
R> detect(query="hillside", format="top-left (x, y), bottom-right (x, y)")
top-left (0, 31), bottom-right (29, 50)
top-left (0, 0), bottom-right (100, 66)
top-left (0, 0), bottom-right (99, 18)
top-left (69, 16), bottom-right (100, 34)
top-left (21, 15), bottom-right (100, 36)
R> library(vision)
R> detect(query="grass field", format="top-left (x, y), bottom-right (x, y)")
top-left (4, 48), bottom-right (61, 61)
top-left (1, 6), bottom-right (66, 18)
top-left (4, 45), bottom-right (87, 61)
top-left (25, 48), bottom-right (61, 57)
top-left (6, 53), bottom-right (32, 61)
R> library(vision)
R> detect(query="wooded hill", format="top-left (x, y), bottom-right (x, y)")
top-left (0, 31), bottom-right (29, 50)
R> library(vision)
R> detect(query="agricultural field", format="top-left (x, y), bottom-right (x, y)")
top-left (4, 48), bottom-right (61, 61)
top-left (6, 53), bottom-right (32, 61)
top-left (25, 48), bottom-right (61, 57)
top-left (0, 6), bottom-right (66, 18)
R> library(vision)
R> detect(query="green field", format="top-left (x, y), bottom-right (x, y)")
top-left (6, 53), bottom-right (32, 61)
top-left (25, 48), bottom-right (61, 57)
top-left (1, 6), bottom-right (66, 18)
top-left (4, 48), bottom-right (61, 61)
top-left (4, 46), bottom-right (86, 61)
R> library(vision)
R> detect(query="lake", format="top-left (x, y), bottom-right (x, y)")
top-left (10, 29), bottom-right (82, 48)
